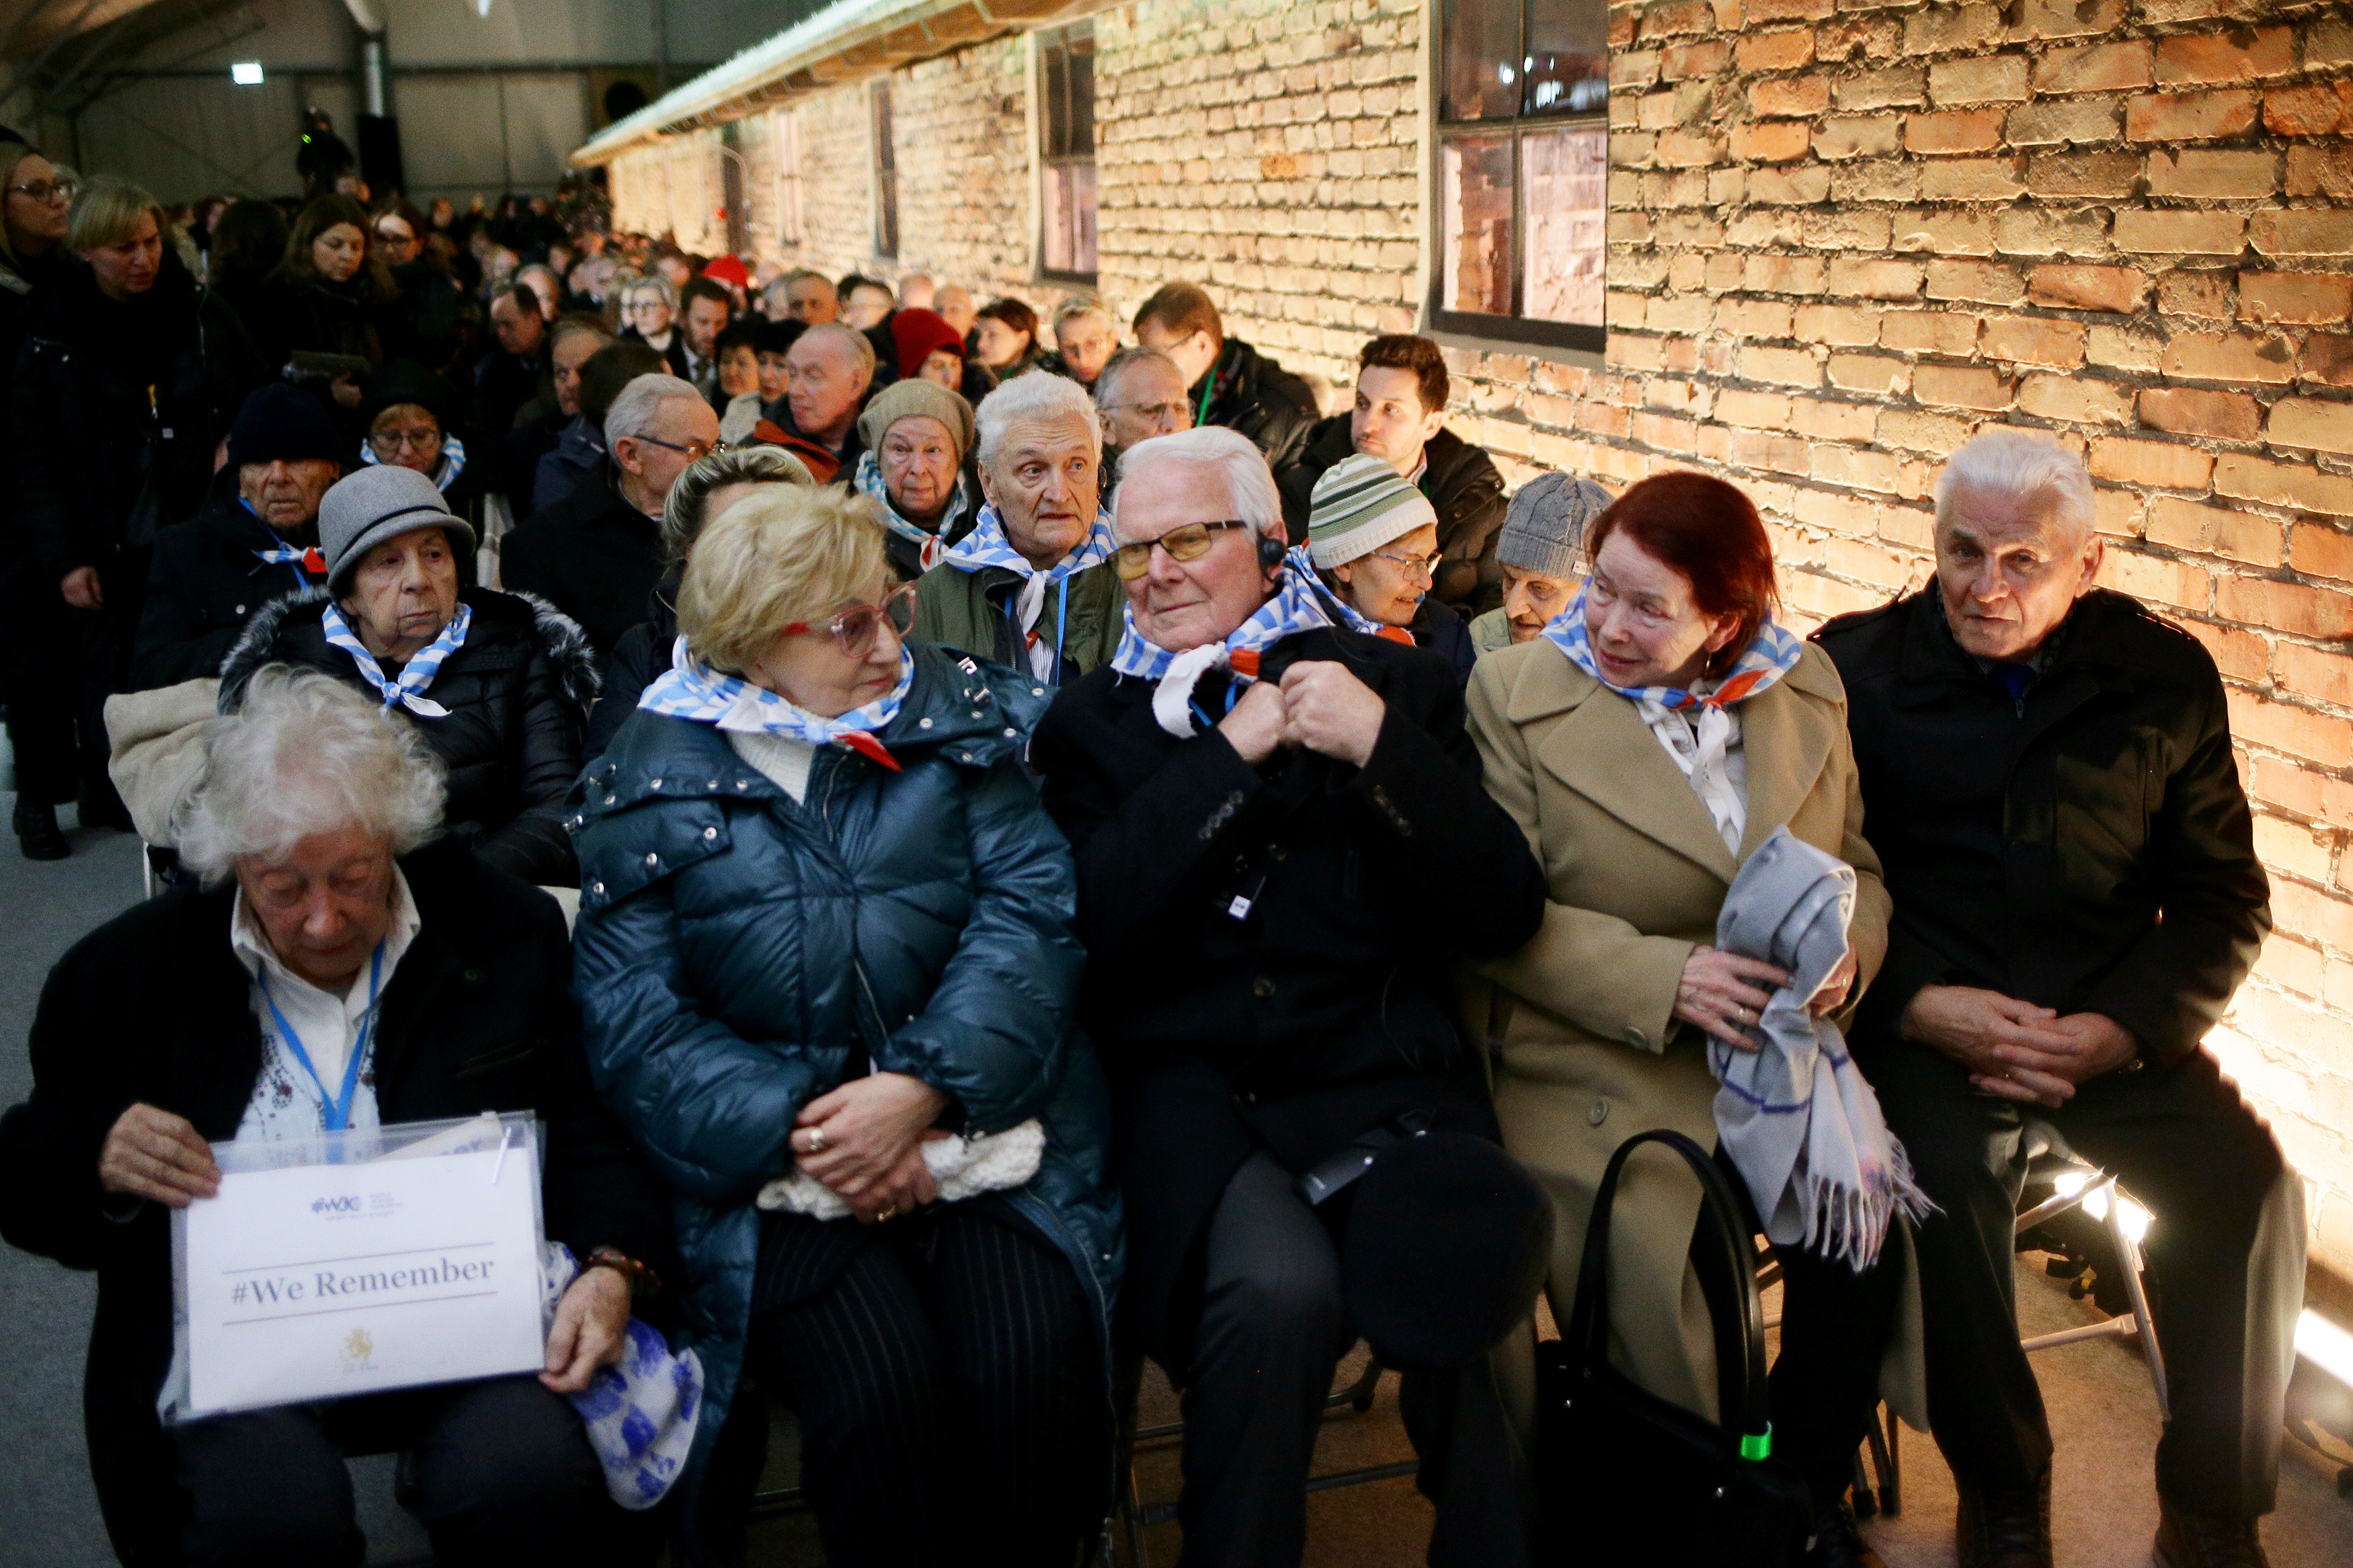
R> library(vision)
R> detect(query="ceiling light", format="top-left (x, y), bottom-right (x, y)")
top-left (231, 62), bottom-right (264, 86)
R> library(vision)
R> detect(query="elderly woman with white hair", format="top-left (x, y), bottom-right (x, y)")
top-left (1029, 425), bottom-right (1549, 1565)
top-left (222, 465), bottom-right (596, 886)
top-left (572, 484), bottom-right (1119, 1563)
top-left (910, 368), bottom-right (1123, 684)
top-left (0, 667), bottom-right (674, 1567)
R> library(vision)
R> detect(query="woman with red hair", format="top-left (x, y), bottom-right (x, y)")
top-left (1463, 470), bottom-right (1915, 1564)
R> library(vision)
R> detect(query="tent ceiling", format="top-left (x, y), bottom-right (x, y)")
top-left (3, 0), bottom-right (266, 124)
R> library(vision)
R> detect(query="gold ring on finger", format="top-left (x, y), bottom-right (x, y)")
top-left (877, 1204), bottom-right (897, 1222)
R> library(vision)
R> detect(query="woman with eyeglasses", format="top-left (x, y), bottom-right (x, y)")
top-left (11, 174), bottom-right (265, 857)
top-left (220, 464), bottom-right (594, 889)
top-left (616, 273), bottom-right (691, 379)
top-left (573, 484), bottom-right (1120, 1564)
top-left (371, 197), bottom-right (466, 375)
top-left (0, 138), bottom-right (79, 858)
top-left (355, 360), bottom-right (489, 526)
top-left (1298, 452), bottom-right (1478, 680)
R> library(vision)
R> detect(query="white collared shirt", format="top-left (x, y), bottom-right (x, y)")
top-left (229, 868), bottom-right (422, 1144)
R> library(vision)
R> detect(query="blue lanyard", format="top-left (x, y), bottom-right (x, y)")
top-left (257, 943), bottom-right (385, 1132)
top-left (1002, 576), bottom-right (1074, 688)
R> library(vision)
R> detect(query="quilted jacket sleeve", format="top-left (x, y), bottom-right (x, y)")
top-left (869, 754), bottom-right (1084, 1132)
top-left (572, 862), bottom-right (817, 1206)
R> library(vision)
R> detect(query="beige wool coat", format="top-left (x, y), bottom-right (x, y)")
top-left (1463, 634), bottom-right (1925, 1430)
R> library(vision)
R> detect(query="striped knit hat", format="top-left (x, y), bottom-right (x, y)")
top-left (1308, 452), bottom-right (1439, 569)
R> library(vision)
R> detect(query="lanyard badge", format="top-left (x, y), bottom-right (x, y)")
top-left (257, 943), bottom-right (385, 1132)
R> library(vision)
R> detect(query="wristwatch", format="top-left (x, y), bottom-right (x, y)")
top-left (580, 1245), bottom-right (662, 1297)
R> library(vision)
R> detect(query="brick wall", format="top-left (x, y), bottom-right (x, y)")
top-left (592, 0), bottom-right (2353, 1290)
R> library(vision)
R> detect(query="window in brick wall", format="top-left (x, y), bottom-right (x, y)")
top-left (872, 81), bottom-right (899, 261)
top-left (1037, 19), bottom-right (1097, 282)
top-left (1432, 0), bottom-right (1608, 353)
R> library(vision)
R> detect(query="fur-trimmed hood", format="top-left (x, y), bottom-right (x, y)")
top-left (219, 584), bottom-right (600, 713)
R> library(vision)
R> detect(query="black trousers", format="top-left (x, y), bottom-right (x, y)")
top-left (742, 1202), bottom-right (1105, 1567)
top-left (0, 555), bottom-right (94, 807)
top-left (170, 1373), bottom-right (646, 1567)
top-left (1827, 1039), bottom-right (2303, 1518)
top-left (1174, 1151), bottom-right (1534, 1568)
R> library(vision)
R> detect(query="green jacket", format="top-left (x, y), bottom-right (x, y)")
top-left (1469, 607), bottom-right (1515, 658)
top-left (912, 558), bottom-right (1127, 684)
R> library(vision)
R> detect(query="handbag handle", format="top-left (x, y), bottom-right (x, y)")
top-left (1562, 1128), bottom-right (1773, 1456)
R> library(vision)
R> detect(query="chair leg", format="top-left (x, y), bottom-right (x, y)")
top-left (1866, 1405), bottom-right (1900, 1517)
top-left (1849, 1450), bottom-right (1878, 1520)
top-left (2107, 1194), bottom-right (2171, 1424)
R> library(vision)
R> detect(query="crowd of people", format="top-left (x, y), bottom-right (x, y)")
top-left (0, 128), bottom-right (2311, 1568)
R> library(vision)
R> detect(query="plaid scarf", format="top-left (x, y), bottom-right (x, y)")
top-left (637, 636), bottom-right (914, 772)
top-left (1540, 584), bottom-right (1805, 712)
top-left (321, 602), bottom-right (472, 719)
top-left (1110, 560), bottom-right (1333, 738)
top-left (852, 450), bottom-right (969, 573)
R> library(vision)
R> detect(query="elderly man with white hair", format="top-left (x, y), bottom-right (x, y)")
top-left (1814, 430), bottom-right (2293, 1568)
top-left (0, 667), bottom-right (674, 1567)
top-left (911, 370), bottom-right (1124, 684)
top-left (504, 372), bottom-right (720, 653)
top-left (1029, 426), bottom-right (1550, 1567)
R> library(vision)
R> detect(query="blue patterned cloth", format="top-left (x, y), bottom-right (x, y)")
top-left (943, 501), bottom-right (1116, 682)
top-left (321, 602), bottom-right (472, 719)
top-left (852, 450), bottom-right (969, 573)
top-left (358, 433), bottom-right (468, 493)
top-left (1540, 584), bottom-right (1805, 711)
top-left (637, 635), bottom-right (914, 755)
top-left (538, 1243), bottom-right (703, 1510)
top-left (1283, 543), bottom-right (1386, 636)
top-left (242, 499), bottom-right (326, 590)
top-left (1110, 556), bottom-right (1332, 737)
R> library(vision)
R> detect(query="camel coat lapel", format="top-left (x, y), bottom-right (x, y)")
top-left (1463, 636), bottom-right (1919, 1432)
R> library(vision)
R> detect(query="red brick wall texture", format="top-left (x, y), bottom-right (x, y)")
top-left (596, 0), bottom-right (2353, 1286)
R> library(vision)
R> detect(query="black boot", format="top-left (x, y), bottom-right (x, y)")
top-left (2154, 1501), bottom-right (2270, 1568)
top-left (1955, 1472), bottom-right (2052, 1568)
top-left (13, 796), bottom-right (68, 860)
top-left (1804, 1496), bottom-right (1886, 1568)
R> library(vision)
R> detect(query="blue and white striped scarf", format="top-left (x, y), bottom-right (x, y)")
top-left (637, 636), bottom-right (914, 761)
top-left (941, 503), bottom-right (1115, 682)
top-left (359, 433), bottom-right (469, 494)
top-left (1540, 584), bottom-right (1804, 713)
top-left (1284, 543), bottom-right (1386, 636)
top-left (852, 450), bottom-right (969, 573)
top-left (1111, 559), bottom-right (1333, 737)
top-left (322, 602), bottom-right (472, 719)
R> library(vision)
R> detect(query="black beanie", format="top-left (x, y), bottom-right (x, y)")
top-left (225, 384), bottom-right (346, 470)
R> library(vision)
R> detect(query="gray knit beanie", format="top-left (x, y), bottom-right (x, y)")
top-left (1498, 473), bottom-right (1612, 579)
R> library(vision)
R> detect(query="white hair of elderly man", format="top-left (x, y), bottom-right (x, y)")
top-left (975, 369), bottom-right (1102, 471)
top-left (1935, 429), bottom-right (2098, 540)
top-left (1109, 425), bottom-right (1283, 547)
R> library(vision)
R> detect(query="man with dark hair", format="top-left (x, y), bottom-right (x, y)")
top-left (1275, 333), bottom-right (1507, 613)
top-left (1130, 282), bottom-right (1317, 468)
top-left (676, 276), bottom-right (735, 404)
top-left (475, 283), bottom-right (553, 442)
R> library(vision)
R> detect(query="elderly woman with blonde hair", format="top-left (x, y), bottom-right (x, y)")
top-left (571, 485), bottom-right (1121, 1562)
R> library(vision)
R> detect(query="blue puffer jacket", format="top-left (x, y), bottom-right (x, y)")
top-left (569, 643), bottom-right (1123, 1510)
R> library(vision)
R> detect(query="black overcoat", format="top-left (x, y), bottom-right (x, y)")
top-left (1816, 585), bottom-right (2271, 1067)
top-left (1029, 625), bottom-right (1546, 1364)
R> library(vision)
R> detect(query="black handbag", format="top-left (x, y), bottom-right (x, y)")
top-left (1535, 1128), bottom-right (1811, 1567)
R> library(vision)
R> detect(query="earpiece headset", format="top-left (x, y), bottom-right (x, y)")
top-left (1257, 528), bottom-right (1289, 570)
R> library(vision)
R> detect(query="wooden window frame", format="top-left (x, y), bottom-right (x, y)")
top-left (1037, 20), bottom-right (1098, 285)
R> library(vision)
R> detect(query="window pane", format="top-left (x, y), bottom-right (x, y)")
top-left (1043, 162), bottom-right (1099, 277)
top-left (1521, 124), bottom-right (1605, 326)
top-left (1525, 0), bottom-right (1611, 116)
top-left (1439, 0), bottom-right (1521, 122)
top-left (1441, 132), bottom-right (1515, 315)
top-left (1068, 30), bottom-right (1094, 154)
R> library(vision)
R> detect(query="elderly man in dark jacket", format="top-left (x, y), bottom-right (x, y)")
top-left (1031, 427), bottom-right (1548, 1567)
top-left (1275, 335), bottom-right (1508, 614)
top-left (0, 669), bottom-right (673, 1567)
top-left (130, 384), bottom-right (344, 690)
top-left (1814, 431), bottom-right (2297, 1568)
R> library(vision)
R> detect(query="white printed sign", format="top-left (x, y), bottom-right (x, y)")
top-left (169, 1116), bottom-right (547, 1419)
